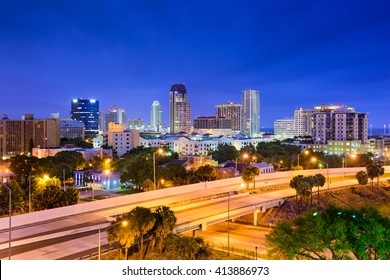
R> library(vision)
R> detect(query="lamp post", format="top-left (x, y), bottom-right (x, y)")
top-left (297, 150), bottom-right (309, 168)
top-left (153, 148), bottom-right (163, 190)
top-left (3, 183), bottom-right (12, 260)
top-left (28, 176), bottom-right (31, 213)
top-left (235, 153), bottom-right (248, 174)
top-left (311, 158), bottom-right (329, 189)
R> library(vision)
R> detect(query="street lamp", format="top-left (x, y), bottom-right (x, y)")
top-left (153, 148), bottom-right (164, 190)
top-left (235, 153), bottom-right (249, 174)
top-left (342, 154), bottom-right (357, 177)
top-left (311, 157), bottom-right (329, 189)
top-left (297, 150), bottom-right (309, 168)
top-left (2, 183), bottom-right (12, 260)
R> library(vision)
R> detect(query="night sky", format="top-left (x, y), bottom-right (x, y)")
top-left (0, 0), bottom-right (389, 128)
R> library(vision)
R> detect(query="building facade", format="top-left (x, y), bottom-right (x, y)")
top-left (70, 98), bottom-right (99, 138)
top-left (150, 101), bottom-right (164, 132)
top-left (169, 84), bottom-right (191, 134)
top-left (107, 130), bottom-right (141, 157)
top-left (274, 118), bottom-right (294, 140)
top-left (60, 119), bottom-right (85, 139)
top-left (293, 108), bottom-right (316, 137)
top-left (0, 115), bottom-right (60, 157)
top-left (128, 118), bottom-right (145, 131)
top-left (105, 105), bottom-right (127, 132)
top-left (216, 102), bottom-right (242, 131)
top-left (241, 89), bottom-right (260, 138)
top-left (193, 116), bottom-right (232, 130)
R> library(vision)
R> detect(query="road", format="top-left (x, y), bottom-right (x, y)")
top-left (0, 171), bottom-right (382, 260)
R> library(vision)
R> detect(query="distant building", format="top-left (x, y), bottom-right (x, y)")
top-left (193, 116), bottom-right (232, 130)
top-left (216, 102), bottom-right (242, 131)
top-left (108, 122), bottom-right (125, 133)
top-left (0, 114), bottom-right (60, 158)
top-left (274, 118), bottom-right (294, 140)
top-left (60, 119), bottom-right (85, 139)
top-left (128, 118), bottom-right (145, 130)
top-left (32, 147), bottom-right (112, 161)
top-left (107, 130), bottom-right (140, 157)
top-left (313, 105), bottom-right (368, 144)
top-left (70, 98), bottom-right (99, 138)
top-left (241, 89), bottom-right (260, 138)
top-left (293, 108), bottom-right (316, 137)
top-left (178, 154), bottom-right (217, 170)
top-left (170, 84), bottom-right (191, 134)
top-left (150, 101), bottom-right (164, 132)
top-left (73, 169), bottom-right (120, 190)
top-left (105, 105), bottom-right (127, 132)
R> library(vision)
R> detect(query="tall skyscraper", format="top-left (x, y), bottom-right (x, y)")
top-left (150, 101), bottom-right (163, 132)
top-left (241, 89), bottom-right (260, 138)
top-left (70, 98), bottom-right (99, 138)
top-left (216, 102), bottom-right (242, 130)
top-left (105, 105), bottom-right (128, 131)
top-left (169, 84), bottom-right (191, 134)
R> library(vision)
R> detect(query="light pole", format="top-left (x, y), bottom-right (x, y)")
top-left (28, 176), bottom-right (31, 213)
top-left (297, 150), bottom-right (309, 168)
top-left (235, 153), bottom-right (248, 174)
top-left (311, 158), bottom-right (329, 189)
top-left (153, 148), bottom-right (163, 190)
top-left (3, 183), bottom-right (12, 260)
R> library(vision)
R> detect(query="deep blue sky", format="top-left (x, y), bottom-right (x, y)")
top-left (0, 0), bottom-right (389, 128)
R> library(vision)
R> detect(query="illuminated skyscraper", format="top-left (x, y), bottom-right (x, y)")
top-left (241, 89), bottom-right (260, 138)
top-left (150, 101), bottom-right (163, 131)
top-left (105, 105), bottom-right (128, 131)
top-left (216, 102), bottom-right (242, 130)
top-left (70, 98), bottom-right (99, 138)
top-left (169, 84), bottom-right (191, 134)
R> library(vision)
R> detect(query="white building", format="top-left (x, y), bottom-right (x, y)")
top-left (241, 89), bottom-right (260, 138)
top-left (274, 118), bottom-right (294, 140)
top-left (150, 101), bottom-right (164, 132)
top-left (107, 130), bottom-right (140, 157)
top-left (293, 108), bottom-right (316, 137)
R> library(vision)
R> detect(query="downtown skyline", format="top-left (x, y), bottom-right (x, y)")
top-left (0, 0), bottom-right (389, 128)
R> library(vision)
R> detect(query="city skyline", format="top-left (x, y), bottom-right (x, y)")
top-left (0, 1), bottom-right (389, 128)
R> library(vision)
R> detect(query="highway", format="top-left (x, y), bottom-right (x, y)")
top-left (0, 167), bottom-right (384, 260)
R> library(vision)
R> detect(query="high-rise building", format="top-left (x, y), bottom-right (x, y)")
top-left (216, 102), bottom-right (242, 130)
top-left (0, 114), bottom-right (60, 157)
top-left (104, 105), bottom-right (128, 132)
top-left (60, 119), bottom-right (85, 139)
top-left (293, 108), bottom-right (316, 137)
top-left (313, 105), bottom-right (368, 144)
top-left (128, 118), bottom-right (145, 130)
top-left (193, 116), bottom-right (232, 129)
top-left (150, 101), bottom-right (163, 132)
top-left (169, 84), bottom-right (191, 134)
top-left (241, 89), bottom-right (260, 138)
top-left (274, 118), bottom-right (295, 140)
top-left (70, 98), bottom-right (99, 138)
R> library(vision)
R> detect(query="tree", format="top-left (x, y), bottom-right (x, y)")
top-left (266, 205), bottom-right (390, 260)
top-left (356, 171), bottom-right (368, 186)
top-left (290, 175), bottom-right (311, 201)
top-left (313, 174), bottom-right (326, 204)
top-left (106, 214), bottom-right (135, 260)
top-left (142, 179), bottom-right (155, 191)
top-left (366, 164), bottom-right (384, 187)
top-left (128, 207), bottom-right (156, 259)
top-left (195, 165), bottom-right (218, 181)
top-left (242, 166), bottom-right (255, 190)
top-left (153, 206), bottom-right (177, 254)
top-left (0, 180), bottom-right (26, 215)
top-left (164, 235), bottom-right (211, 260)
top-left (210, 144), bottom-right (238, 163)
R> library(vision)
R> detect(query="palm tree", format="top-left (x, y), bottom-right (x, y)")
top-left (129, 207), bottom-right (156, 259)
top-left (153, 206), bottom-right (177, 254)
top-left (251, 166), bottom-right (260, 189)
top-left (106, 214), bottom-right (134, 260)
top-left (366, 164), bottom-right (384, 187)
top-left (242, 166), bottom-right (254, 190)
top-left (313, 174), bottom-right (326, 204)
